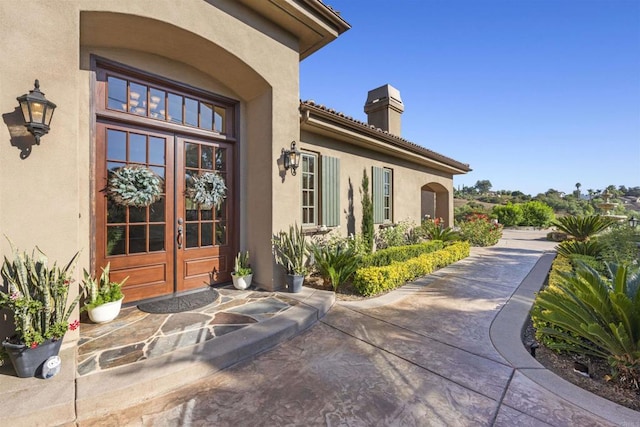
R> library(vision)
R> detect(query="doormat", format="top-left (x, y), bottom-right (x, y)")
top-left (137, 288), bottom-right (221, 314)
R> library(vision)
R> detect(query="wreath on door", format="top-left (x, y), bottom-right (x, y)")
top-left (108, 165), bottom-right (163, 208)
top-left (188, 171), bottom-right (227, 209)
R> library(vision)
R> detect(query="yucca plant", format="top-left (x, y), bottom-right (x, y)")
top-left (309, 242), bottom-right (360, 291)
top-left (81, 263), bottom-right (127, 311)
top-left (0, 244), bottom-right (80, 347)
top-left (232, 251), bottom-right (252, 277)
top-left (272, 224), bottom-right (308, 276)
top-left (532, 262), bottom-right (640, 387)
top-left (552, 215), bottom-right (616, 242)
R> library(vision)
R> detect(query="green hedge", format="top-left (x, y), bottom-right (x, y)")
top-left (352, 242), bottom-right (470, 296)
top-left (359, 240), bottom-right (444, 267)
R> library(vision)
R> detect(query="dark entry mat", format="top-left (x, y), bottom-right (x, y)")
top-left (137, 288), bottom-right (220, 314)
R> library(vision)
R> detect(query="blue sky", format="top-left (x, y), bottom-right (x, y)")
top-left (300, 0), bottom-right (640, 196)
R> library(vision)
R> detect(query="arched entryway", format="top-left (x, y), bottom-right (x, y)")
top-left (421, 183), bottom-right (450, 227)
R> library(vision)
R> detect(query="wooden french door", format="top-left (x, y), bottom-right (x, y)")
top-left (176, 136), bottom-right (233, 292)
top-left (95, 123), bottom-right (233, 302)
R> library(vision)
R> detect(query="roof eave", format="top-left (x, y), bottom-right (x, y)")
top-left (300, 104), bottom-right (471, 175)
top-left (237, 0), bottom-right (351, 60)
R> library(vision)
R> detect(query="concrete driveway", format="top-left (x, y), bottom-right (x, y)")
top-left (82, 230), bottom-right (637, 426)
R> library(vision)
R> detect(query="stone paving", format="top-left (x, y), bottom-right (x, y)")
top-left (79, 230), bottom-right (639, 426)
top-left (77, 288), bottom-right (298, 376)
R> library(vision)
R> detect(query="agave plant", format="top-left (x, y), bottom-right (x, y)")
top-left (532, 262), bottom-right (640, 387)
top-left (552, 215), bottom-right (616, 242)
top-left (272, 224), bottom-right (308, 276)
top-left (309, 242), bottom-right (360, 291)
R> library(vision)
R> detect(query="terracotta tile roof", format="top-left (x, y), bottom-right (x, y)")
top-left (300, 100), bottom-right (471, 172)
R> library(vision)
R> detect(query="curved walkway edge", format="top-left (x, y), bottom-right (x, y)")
top-left (490, 252), bottom-right (640, 425)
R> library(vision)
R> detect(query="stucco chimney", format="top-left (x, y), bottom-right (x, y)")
top-left (364, 84), bottom-right (404, 136)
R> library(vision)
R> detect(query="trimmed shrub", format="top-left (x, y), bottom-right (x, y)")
top-left (598, 226), bottom-right (640, 265)
top-left (353, 242), bottom-right (470, 296)
top-left (520, 200), bottom-right (555, 227)
top-left (360, 241), bottom-right (444, 268)
top-left (459, 214), bottom-right (503, 247)
top-left (492, 203), bottom-right (523, 227)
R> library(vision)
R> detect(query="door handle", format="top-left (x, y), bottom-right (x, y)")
top-left (177, 218), bottom-right (184, 249)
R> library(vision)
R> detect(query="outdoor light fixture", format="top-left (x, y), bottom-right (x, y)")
top-left (629, 216), bottom-right (638, 228)
top-left (17, 79), bottom-right (56, 145)
top-left (283, 141), bottom-right (301, 176)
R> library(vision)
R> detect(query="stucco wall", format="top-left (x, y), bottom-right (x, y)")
top-left (0, 0), bottom-right (302, 343)
top-left (299, 130), bottom-right (454, 238)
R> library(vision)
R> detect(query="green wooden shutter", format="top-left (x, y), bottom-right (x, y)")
top-left (372, 166), bottom-right (384, 224)
top-left (322, 156), bottom-right (340, 227)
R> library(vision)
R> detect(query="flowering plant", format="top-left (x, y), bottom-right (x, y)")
top-left (108, 165), bottom-right (163, 207)
top-left (459, 213), bottom-right (503, 247)
top-left (187, 171), bottom-right (226, 209)
top-left (0, 243), bottom-right (81, 348)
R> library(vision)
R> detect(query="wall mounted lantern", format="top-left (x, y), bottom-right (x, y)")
top-left (629, 216), bottom-right (638, 228)
top-left (283, 141), bottom-right (301, 176)
top-left (17, 80), bottom-right (56, 145)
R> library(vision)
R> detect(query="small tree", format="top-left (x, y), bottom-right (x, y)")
top-left (360, 169), bottom-right (374, 254)
top-left (474, 179), bottom-right (492, 194)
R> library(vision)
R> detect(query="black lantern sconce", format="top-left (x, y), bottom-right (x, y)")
top-left (17, 80), bottom-right (56, 145)
top-left (629, 216), bottom-right (638, 228)
top-left (283, 141), bottom-right (301, 176)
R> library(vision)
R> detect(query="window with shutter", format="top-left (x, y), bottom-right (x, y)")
top-left (321, 156), bottom-right (340, 227)
top-left (373, 166), bottom-right (392, 224)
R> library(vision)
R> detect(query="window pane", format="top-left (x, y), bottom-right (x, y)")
top-left (107, 198), bottom-right (126, 224)
top-left (150, 166), bottom-right (165, 180)
top-left (201, 146), bottom-right (213, 170)
top-left (200, 102), bottom-right (213, 130)
top-left (107, 77), bottom-right (127, 112)
top-left (186, 223), bottom-right (198, 248)
top-left (129, 206), bottom-right (146, 223)
top-left (215, 199), bottom-right (226, 220)
top-left (214, 107), bottom-right (225, 133)
top-left (129, 225), bottom-right (147, 253)
top-left (201, 222), bottom-right (213, 246)
top-left (168, 93), bottom-right (183, 124)
top-left (185, 98), bottom-right (198, 126)
top-left (185, 143), bottom-right (199, 168)
top-left (107, 129), bottom-right (126, 161)
top-left (107, 226), bottom-right (125, 256)
top-left (149, 137), bottom-right (165, 165)
top-left (215, 148), bottom-right (226, 171)
top-left (149, 88), bottom-right (166, 120)
top-left (129, 133), bottom-right (146, 163)
top-left (149, 225), bottom-right (165, 252)
top-left (201, 208), bottom-right (213, 221)
top-left (215, 222), bottom-right (226, 245)
top-left (150, 197), bottom-right (165, 222)
top-left (129, 82), bottom-right (147, 116)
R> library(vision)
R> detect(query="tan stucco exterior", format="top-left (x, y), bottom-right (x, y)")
top-left (0, 0), bottom-right (467, 346)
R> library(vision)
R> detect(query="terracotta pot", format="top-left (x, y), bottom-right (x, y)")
top-left (2, 338), bottom-right (63, 378)
top-left (87, 297), bottom-right (123, 323)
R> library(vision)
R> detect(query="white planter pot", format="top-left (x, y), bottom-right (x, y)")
top-left (231, 273), bottom-right (253, 290)
top-left (87, 297), bottom-right (124, 324)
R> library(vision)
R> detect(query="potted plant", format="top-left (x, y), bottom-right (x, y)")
top-left (272, 224), bottom-right (308, 293)
top-left (81, 263), bottom-right (127, 324)
top-left (0, 244), bottom-right (81, 378)
top-left (231, 251), bottom-right (253, 290)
